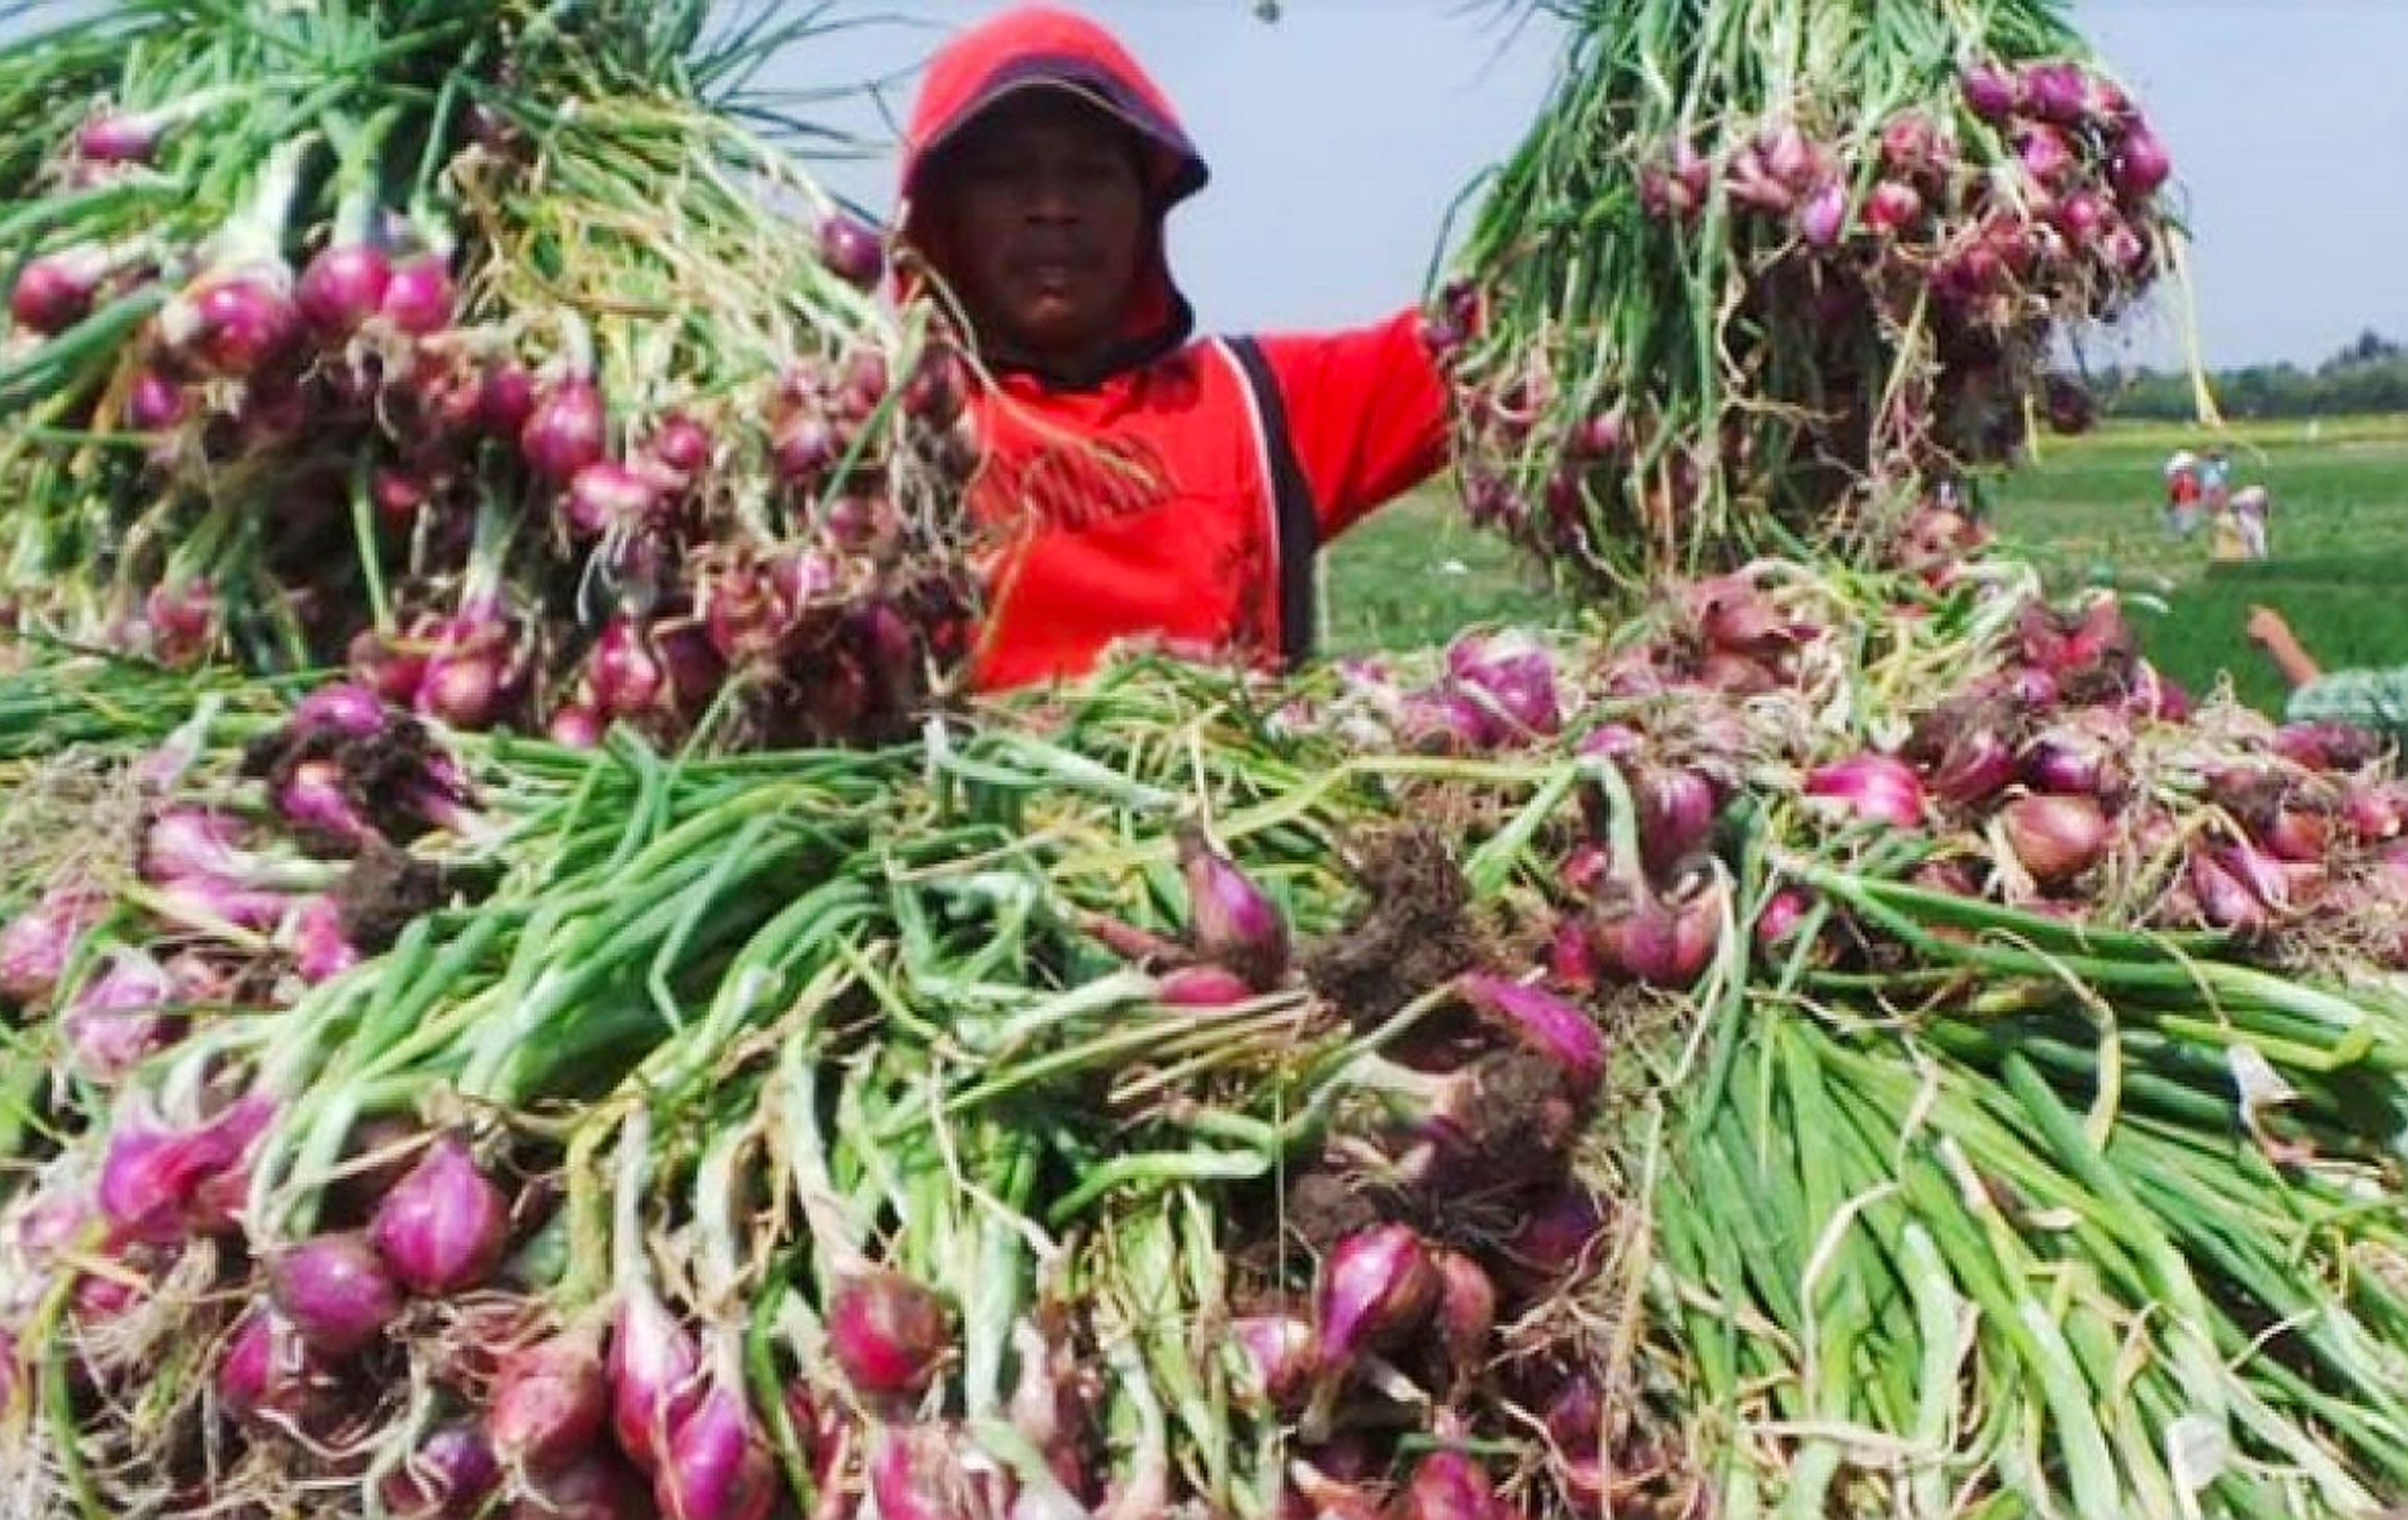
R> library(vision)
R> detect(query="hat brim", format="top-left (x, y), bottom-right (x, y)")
top-left (908, 63), bottom-right (1207, 207)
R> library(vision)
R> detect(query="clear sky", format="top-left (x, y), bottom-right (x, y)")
top-left (789, 0), bottom-right (2408, 373)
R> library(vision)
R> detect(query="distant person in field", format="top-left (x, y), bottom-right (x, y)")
top-left (2162, 449), bottom-right (2200, 537)
top-left (2206, 497), bottom-right (2248, 562)
top-left (895, 4), bottom-right (1450, 690)
top-left (2199, 446), bottom-right (2233, 516)
top-left (2245, 605), bottom-right (2408, 747)
top-left (2230, 483), bottom-right (2271, 559)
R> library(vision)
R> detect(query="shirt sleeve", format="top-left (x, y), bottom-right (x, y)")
top-left (2285, 666), bottom-right (2408, 744)
top-left (1250, 308), bottom-right (1452, 543)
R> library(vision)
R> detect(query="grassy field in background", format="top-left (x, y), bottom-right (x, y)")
top-left (1325, 413), bottom-right (2408, 720)
top-left (1320, 484), bottom-right (1545, 655)
top-left (1984, 413), bottom-right (2408, 714)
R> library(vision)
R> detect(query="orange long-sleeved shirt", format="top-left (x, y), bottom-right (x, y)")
top-left (961, 309), bottom-right (1449, 689)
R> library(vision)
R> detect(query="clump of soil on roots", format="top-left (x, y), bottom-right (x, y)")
top-left (240, 714), bottom-right (455, 849)
top-left (1304, 825), bottom-right (1491, 1035)
top-left (334, 837), bottom-right (453, 951)
top-left (1438, 1046), bottom-right (1586, 1191)
top-left (1278, 1170), bottom-right (1386, 1258)
top-left (1221, 1166), bottom-right (1384, 1299)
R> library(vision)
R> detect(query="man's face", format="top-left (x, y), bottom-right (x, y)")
top-left (931, 90), bottom-right (1147, 372)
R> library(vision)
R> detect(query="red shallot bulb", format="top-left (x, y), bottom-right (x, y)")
top-left (140, 806), bottom-right (246, 883)
top-left (508, 1448), bottom-right (652, 1520)
top-left (9, 246), bottom-right (112, 334)
top-left (654, 1367), bottom-right (778, 1520)
top-left (217, 1303), bottom-right (347, 1433)
top-left (2186, 845), bottom-right (2270, 932)
top-left (1862, 179), bottom-right (1924, 233)
top-left (1446, 632), bottom-right (1562, 738)
top-left (1634, 764), bottom-right (1719, 873)
top-left (1547, 913), bottom-right (1598, 989)
top-left (1804, 753), bottom-right (1926, 830)
top-left (564, 462), bottom-right (659, 538)
top-left (900, 344), bottom-right (968, 426)
top-left (827, 1270), bottom-right (951, 1403)
top-left (1315, 1224), bottom-right (1439, 1367)
top-left (866, 1422), bottom-right (982, 1520)
top-left (171, 269), bottom-right (301, 377)
top-left (548, 702), bottom-right (607, 749)
top-left (2022, 59), bottom-right (2089, 124)
top-left (98, 1091), bottom-right (274, 1242)
top-left (1401, 1447), bottom-right (1508, 1520)
top-left (521, 378), bottom-right (607, 481)
top-left (769, 414), bottom-right (839, 485)
top-left (381, 256), bottom-right (456, 336)
top-left (1999, 793), bottom-right (2110, 885)
top-left (268, 1230), bottom-right (403, 1355)
top-left (587, 616), bottom-right (665, 716)
top-left (61, 948), bottom-right (176, 1079)
top-left (2112, 123), bottom-right (2173, 200)
top-left (1584, 876), bottom-right (1722, 987)
top-left (2, 884), bottom-right (107, 1005)
top-left (278, 756), bottom-right (376, 843)
top-left (296, 244), bottom-right (394, 336)
top-left (380, 1422), bottom-right (504, 1520)
top-left (1397, 688), bottom-right (1498, 754)
top-left (1457, 973), bottom-right (1603, 1094)
top-left (1156, 964), bottom-right (1257, 1007)
top-left (818, 213), bottom-right (886, 289)
top-left (1231, 1316), bottom-right (1315, 1409)
top-left (1878, 111), bottom-right (1943, 176)
top-left (76, 111), bottom-right (164, 164)
top-left (489, 1320), bottom-right (609, 1471)
top-left (1960, 61), bottom-right (2021, 120)
top-left (2016, 124), bottom-right (2076, 185)
top-left (1176, 823), bottom-right (1291, 990)
top-left (1501, 1186), bottom-right (1604, 1292)
top-left (480, 364), bottom-right (537, 436)
top-left (215, 1304), bottom-right (277, 1417)
top-left (1797, 179), bottom-right (1848, 246)
top-left (369, 1133), bottom-right (512, 1294)
top-left (649, 413), bottom-right (713, 477)
top-left (609, 1287), bottom-right (702, 1472)
top-left (2344, 783), bottom-right (2404, 844)
top-left (1927, 727), bottom-right (2019, 806)
top-left (125, 368), bottom-right (187, 430)
top-left (1754, 887), bottom-right (1814, 953)
top-left (290, 683), bottom-right (386, 740)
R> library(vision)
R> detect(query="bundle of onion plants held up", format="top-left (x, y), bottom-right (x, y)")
top-left (0, 0), bottom-right (977, 750)
top-left (1443, 0), bottom-right (2184, 597)
top-left (7, 537), bottom-right (2408, 1519)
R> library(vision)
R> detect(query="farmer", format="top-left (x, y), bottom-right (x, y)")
top-left (2244, 606), bottom-right (2408, 748)
top-left (895, 4), bottom-right (1451, 690)
top-left (2161, 449), bottom-right (2200, 538)
top-left (2205, 498), bottom-right (2248, 563)
top-left (2198, 446), bottom-right (2232, 518)
top-left (2230, 483), bottom-right (2271, 559)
